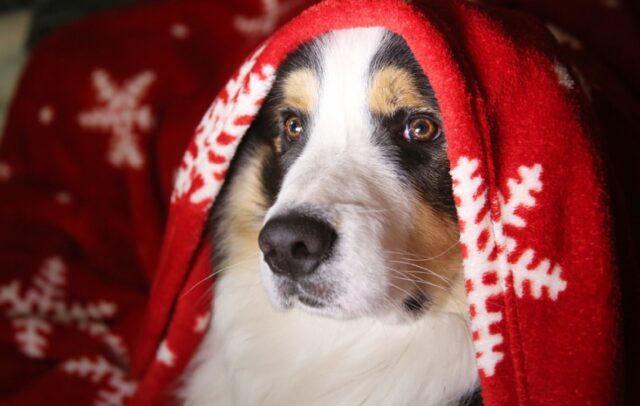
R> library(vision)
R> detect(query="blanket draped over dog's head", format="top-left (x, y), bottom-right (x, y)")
top-left (132, 0), bottom-right (618, 403)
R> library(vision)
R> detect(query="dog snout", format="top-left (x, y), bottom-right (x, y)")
top-left (259, 213), bottom-right (337, 279)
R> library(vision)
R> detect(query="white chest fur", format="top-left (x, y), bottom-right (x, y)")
top-left (180, 260), bottom-right (479, 406)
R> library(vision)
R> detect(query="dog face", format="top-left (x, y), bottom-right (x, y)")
top-left (212, 27), bottom-right (464, 321)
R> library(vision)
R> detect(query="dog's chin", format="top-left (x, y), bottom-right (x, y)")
top-left (268, 292), bottom-right (350, 320)
top-left (261, 273), bottom-right (346, 319)
top-left (260, 261), bottom-right (424, 322)
top-left (261, 262), bottom-right (361, 319)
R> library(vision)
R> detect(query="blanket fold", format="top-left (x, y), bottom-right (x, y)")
top-left (136, 1), bottom-right (621, 404)
top-left (1, 0), bottom-right (636, 404)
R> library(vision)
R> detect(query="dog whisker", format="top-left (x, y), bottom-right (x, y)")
top-left (386, 273), bottom-right (470, 311)
top-left (383, 241), bottom-right (460, 262)
top-left (386, 280), bottom-right (422, 300)
top-left (187, 27), bottom-right (479, 405)
top-left (401, 268), bottom-right (460, 287)
top-left (394, 268), bottom-right (458, 288)
top-left (333, 202), bottom-right (401, 215)
top-left (386, 270), bottom-right (448, 292)
top-left (181, 254), bottom-right (260, 299)
top-left (385, 266), bottom-right (471, 310)
top-left (387, 260), bottom-right (457, 288)
top-left (350, 208), bottom-right (399, 214)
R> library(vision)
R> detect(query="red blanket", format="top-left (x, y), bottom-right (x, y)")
top-left (1, 0), bottom-right (638, 404)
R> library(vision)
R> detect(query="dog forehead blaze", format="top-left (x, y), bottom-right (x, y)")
top-left (194, 27), bottom-right (479, 406)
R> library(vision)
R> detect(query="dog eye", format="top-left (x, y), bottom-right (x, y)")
top-left (284, 115), bottom-right (304, 141)
top-left (404, 116), bottom-right (440, 142)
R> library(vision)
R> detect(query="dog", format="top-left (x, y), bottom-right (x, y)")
top-left (180, 27), bottom-right (481, 405)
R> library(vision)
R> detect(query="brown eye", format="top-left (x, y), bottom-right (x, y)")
top-left (404, 116), bottom-right (440, 142)
top-left (284, 116), bottom-right (304, 141)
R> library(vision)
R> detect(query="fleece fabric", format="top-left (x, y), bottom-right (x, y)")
top-left (1, 0), bottom-right (638, 405)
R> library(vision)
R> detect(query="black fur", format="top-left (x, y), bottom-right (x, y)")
top-left (403, 290), bottom-right (430, 314)
top-left (249, 31), bottom-right (456, 222)
top-left (260, 40), bottom-right (323, 173)
top-left (210, 29), bottom-right (459, 310)
top-left (459, 388), bottom-right (484, 406)
top-left (206, 29), bottom-right (479, 406)
top-left (207, 39), bottom-right (321, 271)
top-left (369, 32), bottom-right (457, 218)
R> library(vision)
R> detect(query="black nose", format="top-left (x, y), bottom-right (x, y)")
top-left (258, 213), bottom-right (337, 278)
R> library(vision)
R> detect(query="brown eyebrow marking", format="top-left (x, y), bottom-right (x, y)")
top-left (369, 66), bottom-right (431, 114)
top-left (281, 69), bottom-right (318, 113)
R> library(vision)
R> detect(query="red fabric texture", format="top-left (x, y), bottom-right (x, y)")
top-left (1, 0), bottom-right (637, 405)
top-left (0, 0), bottom-right (312, 404)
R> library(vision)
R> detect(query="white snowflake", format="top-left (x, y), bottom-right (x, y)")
top-left (546, 23), bottom-right (583, 50)
top-left (172, 46), bottom-right (275, 206)
top-left (194, 312), bottom-right (211, 333)
top-left (0, 160), bottom-right (11, 181)
top-left (155, 339), bottom-right (175, 366)
top-left (0, 257), bottom-right (127, 361)
top-left (554, 61), bottom-right (575, 89)
top-left (451, 157), bottom-right (567, 377)
top-left (38, 105), bottom-right (55, 125)
top-left (234, 0), bottom-right (301, 36)
top-left (78, 69), bottom-right (155, 170)
top-left (54, 191), bottom-right (72, 205)
top-left (170, 23), bottom-right (189, 39)
top-left (61, 356), bottom-right (136, 406)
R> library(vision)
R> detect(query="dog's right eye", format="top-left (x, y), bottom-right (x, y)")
top-left (403, 115), bottom-right (440, 143)
top-left (284, 116), bottom-right (304, 141)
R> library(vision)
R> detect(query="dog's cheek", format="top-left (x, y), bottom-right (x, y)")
top-left (259, 143), bottom-right (283, 208)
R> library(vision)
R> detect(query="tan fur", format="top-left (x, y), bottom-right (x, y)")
top-left (282, 69), bottom-right (317, 113)
top-left (394, 200), bottom-right (466, 314)
top-left (369, 67), bottom-right (465, 314)
top-left (216, 145), bottom-right (270, 271)
top-left (183, 28), bottom-right (478, 406)
top-left (220, 69), bottom-right (464, 317)
top-left (369, 67), bottom-right (430, 114)
top-left (217, 141), bottom-right (465, 316)
top-left (272, 136), bottom-right (282, 155)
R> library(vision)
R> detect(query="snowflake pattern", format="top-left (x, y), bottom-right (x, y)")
top-left (61, 356), bottom-right (136, 406)
top-left (451, 157), bottom-right (567, 377)
top-left (546, 23), bottom-right (583, 50)
top-left (38, 105), bottom-right (55, 125)
top-left (0, 160), bottom-right (11, 181)
top-left (78, 69), bottom-right (156, 170)
top-left (554, 61), bottom-right (576, 89)
top-left (0, 257), bottom-right (127, 361)
top-left (172, 46), bottom-right (275, 206)
top-left (170, 23), bottom-right (189, 39)
top-left (234, 0), bottom-right (300, 36)
top-left (194, 312), bottom-right (211, 333)
top-left (155, 339), bottom-right (176, 366)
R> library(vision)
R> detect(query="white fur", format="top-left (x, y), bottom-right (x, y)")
top-left (182, 257), bottom-right (478, 405)
top-left (181, 28), bottom-right (479, 405)
top-left (263, 28), bottom-right (420, 319)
